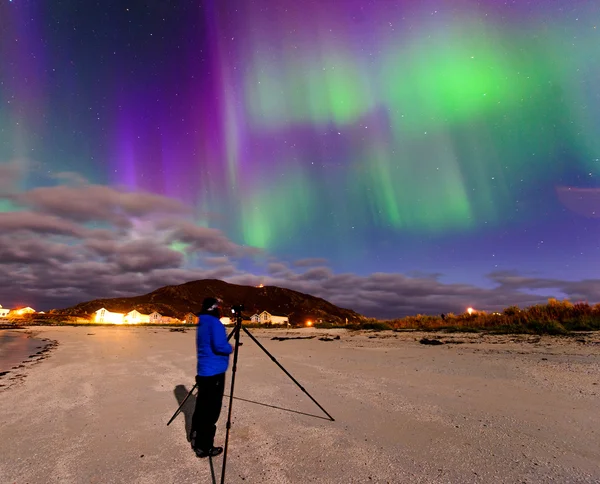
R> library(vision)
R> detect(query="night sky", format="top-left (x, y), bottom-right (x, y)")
top-left (1, 0), bottom-right (599, 318)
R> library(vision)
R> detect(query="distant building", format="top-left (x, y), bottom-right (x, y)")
top-left (149, 312), bottom-right (163, 324)
top-left (94, 308), bottom-right (125, 324)
top-left (124, 310), bottom-right (150, 324)
top-left (250, 311), bottom-right (289, 325)
top-left (12, 307), bottom-right (36, 316)
top-left (270, 314), bottom-right (289, 325)
top-left (148, 312), bottom-right (181, 324)
top-left (0, 305), bottom-right (10, 318)
top-left (185, 313), bottom-right (198, 324)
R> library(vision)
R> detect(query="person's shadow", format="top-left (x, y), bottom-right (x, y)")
top-left (173, 384), bottom-right (196, 442)
top-left (173, 385), bottom-right (218, 483)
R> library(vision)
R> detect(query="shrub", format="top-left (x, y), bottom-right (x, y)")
top-left (361, 321), bottom-right (393, 331)
top-left (381, 298), bottom-right (600, 335)
top-left (562, 317), bottom-right (600, 331)
top-left (529, 320), bottom-right (568, 335)
top-left (503, 306), bottom-right (521, 316)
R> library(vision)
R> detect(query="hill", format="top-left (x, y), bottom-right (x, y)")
top-left (55, 279), bottom-right (365, 325)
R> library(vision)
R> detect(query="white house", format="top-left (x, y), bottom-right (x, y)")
top-left (149, 312), bottom-right (163, 324)
top-left (124, 310), bottom-right (150, 324)
top-left (250, 311), bottom-right (289, 325)
top-left (94, 308), bottom-right (125, 324)
top-left (270, 314), bottom-right (289, 325)
top-left (148, 312), bottom-right (181, 324)
top-left (12, 307), bottom-right (36, 316)
top-left (185, 313), bottom-right (198, 325)
top-left (0, 305), bottom-right (10, 318)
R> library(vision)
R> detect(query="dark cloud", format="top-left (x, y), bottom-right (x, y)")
top-left (0, 184), bottom-right (254, 310)
top-left (162, 220), bottom-right (256, 257)
top-left (0, 257), bottom-right (242, 311)
top-left (0, 235), bottom-right (80, 264)
top-left (295, 267), bottom-right (333, 281)
top-left (109, 239), bottom-right (184, 272)
top-left (144, 266), bottom-right (240, 289)
top-left (0, 212), bottom-right (87, 237)
top-left (267, 262), bottom-right (292, 277)
top-left (489, 270), bottom-right (600, 304)
top-left (225, 273), bottom-right (263, 288)
top-left (487, 270), bottom-right (552, 288)
top-left (13, 185), bottom-right (189, 225)
top-left (84, 237), bottom-right (119, 256)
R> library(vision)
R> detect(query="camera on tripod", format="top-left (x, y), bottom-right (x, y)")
top-left (231, 304), bottom-right (244, 315)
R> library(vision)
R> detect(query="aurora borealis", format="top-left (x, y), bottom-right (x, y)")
top-left (1, 0), bottom-right (599, 317)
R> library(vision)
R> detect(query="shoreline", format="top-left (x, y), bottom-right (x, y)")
top-left (4, 319), bottom-right (600, 336)
top-left (0, 329), bottom-right (58, 389)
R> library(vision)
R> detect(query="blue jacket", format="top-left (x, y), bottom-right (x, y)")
top-left (196, 314), bottom-right (233, 376)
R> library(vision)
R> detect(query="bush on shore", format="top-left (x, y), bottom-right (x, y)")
top-left (381, 299), bottom-right (600, 335)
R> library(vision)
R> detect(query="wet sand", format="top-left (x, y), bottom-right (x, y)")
top-left (0, 326), bottom-right (599, 483)
top-left (0, 329), bottom-right (56, 374)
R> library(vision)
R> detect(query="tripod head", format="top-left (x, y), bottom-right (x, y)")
top-left (230, 304), bottom-right (245, 324)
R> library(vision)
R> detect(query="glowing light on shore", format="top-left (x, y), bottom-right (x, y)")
top-left (467, 307), bottom-right (475, 315)
top-left (13, 307), bottom-right (36, 316)
top-left (306, 320), bottom-right (313, 327)
top-left (101, 313), bottom-right (124, 324)
top-left (94, 309), bottom-right (125, 324)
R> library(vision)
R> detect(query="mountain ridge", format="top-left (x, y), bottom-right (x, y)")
top-left (55, 279), bottom-right (365, 325)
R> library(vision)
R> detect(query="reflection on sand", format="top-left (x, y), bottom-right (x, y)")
top-left (0, 330), bottom-right (47, 373)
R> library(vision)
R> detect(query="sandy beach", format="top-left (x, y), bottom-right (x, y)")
top-left (0, 326), bottom-right (599, 484)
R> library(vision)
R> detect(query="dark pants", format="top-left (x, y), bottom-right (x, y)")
top-left (191, 373), bottom-right (226, 451)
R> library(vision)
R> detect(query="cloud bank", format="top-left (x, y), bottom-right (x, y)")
top-left (1, 177), bottom-right (599, 318)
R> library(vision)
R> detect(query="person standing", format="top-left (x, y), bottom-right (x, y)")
top-left (190, 297), bottom-right (233, 458)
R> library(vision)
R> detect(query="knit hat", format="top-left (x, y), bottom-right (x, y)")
top-left (199, 297), bottom-right (222, 317)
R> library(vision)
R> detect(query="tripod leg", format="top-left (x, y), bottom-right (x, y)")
top-left (241, 326), bottom-right (335, 421)
top-left (209, 456), bottom-right (217, 484)
top-left (220, 319), bottom-right (242, 484)
top-left (167, 383), bottom-right (198, 426)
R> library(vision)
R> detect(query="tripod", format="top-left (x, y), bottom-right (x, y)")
top-left (167, 312), bottom-right (335, 484)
